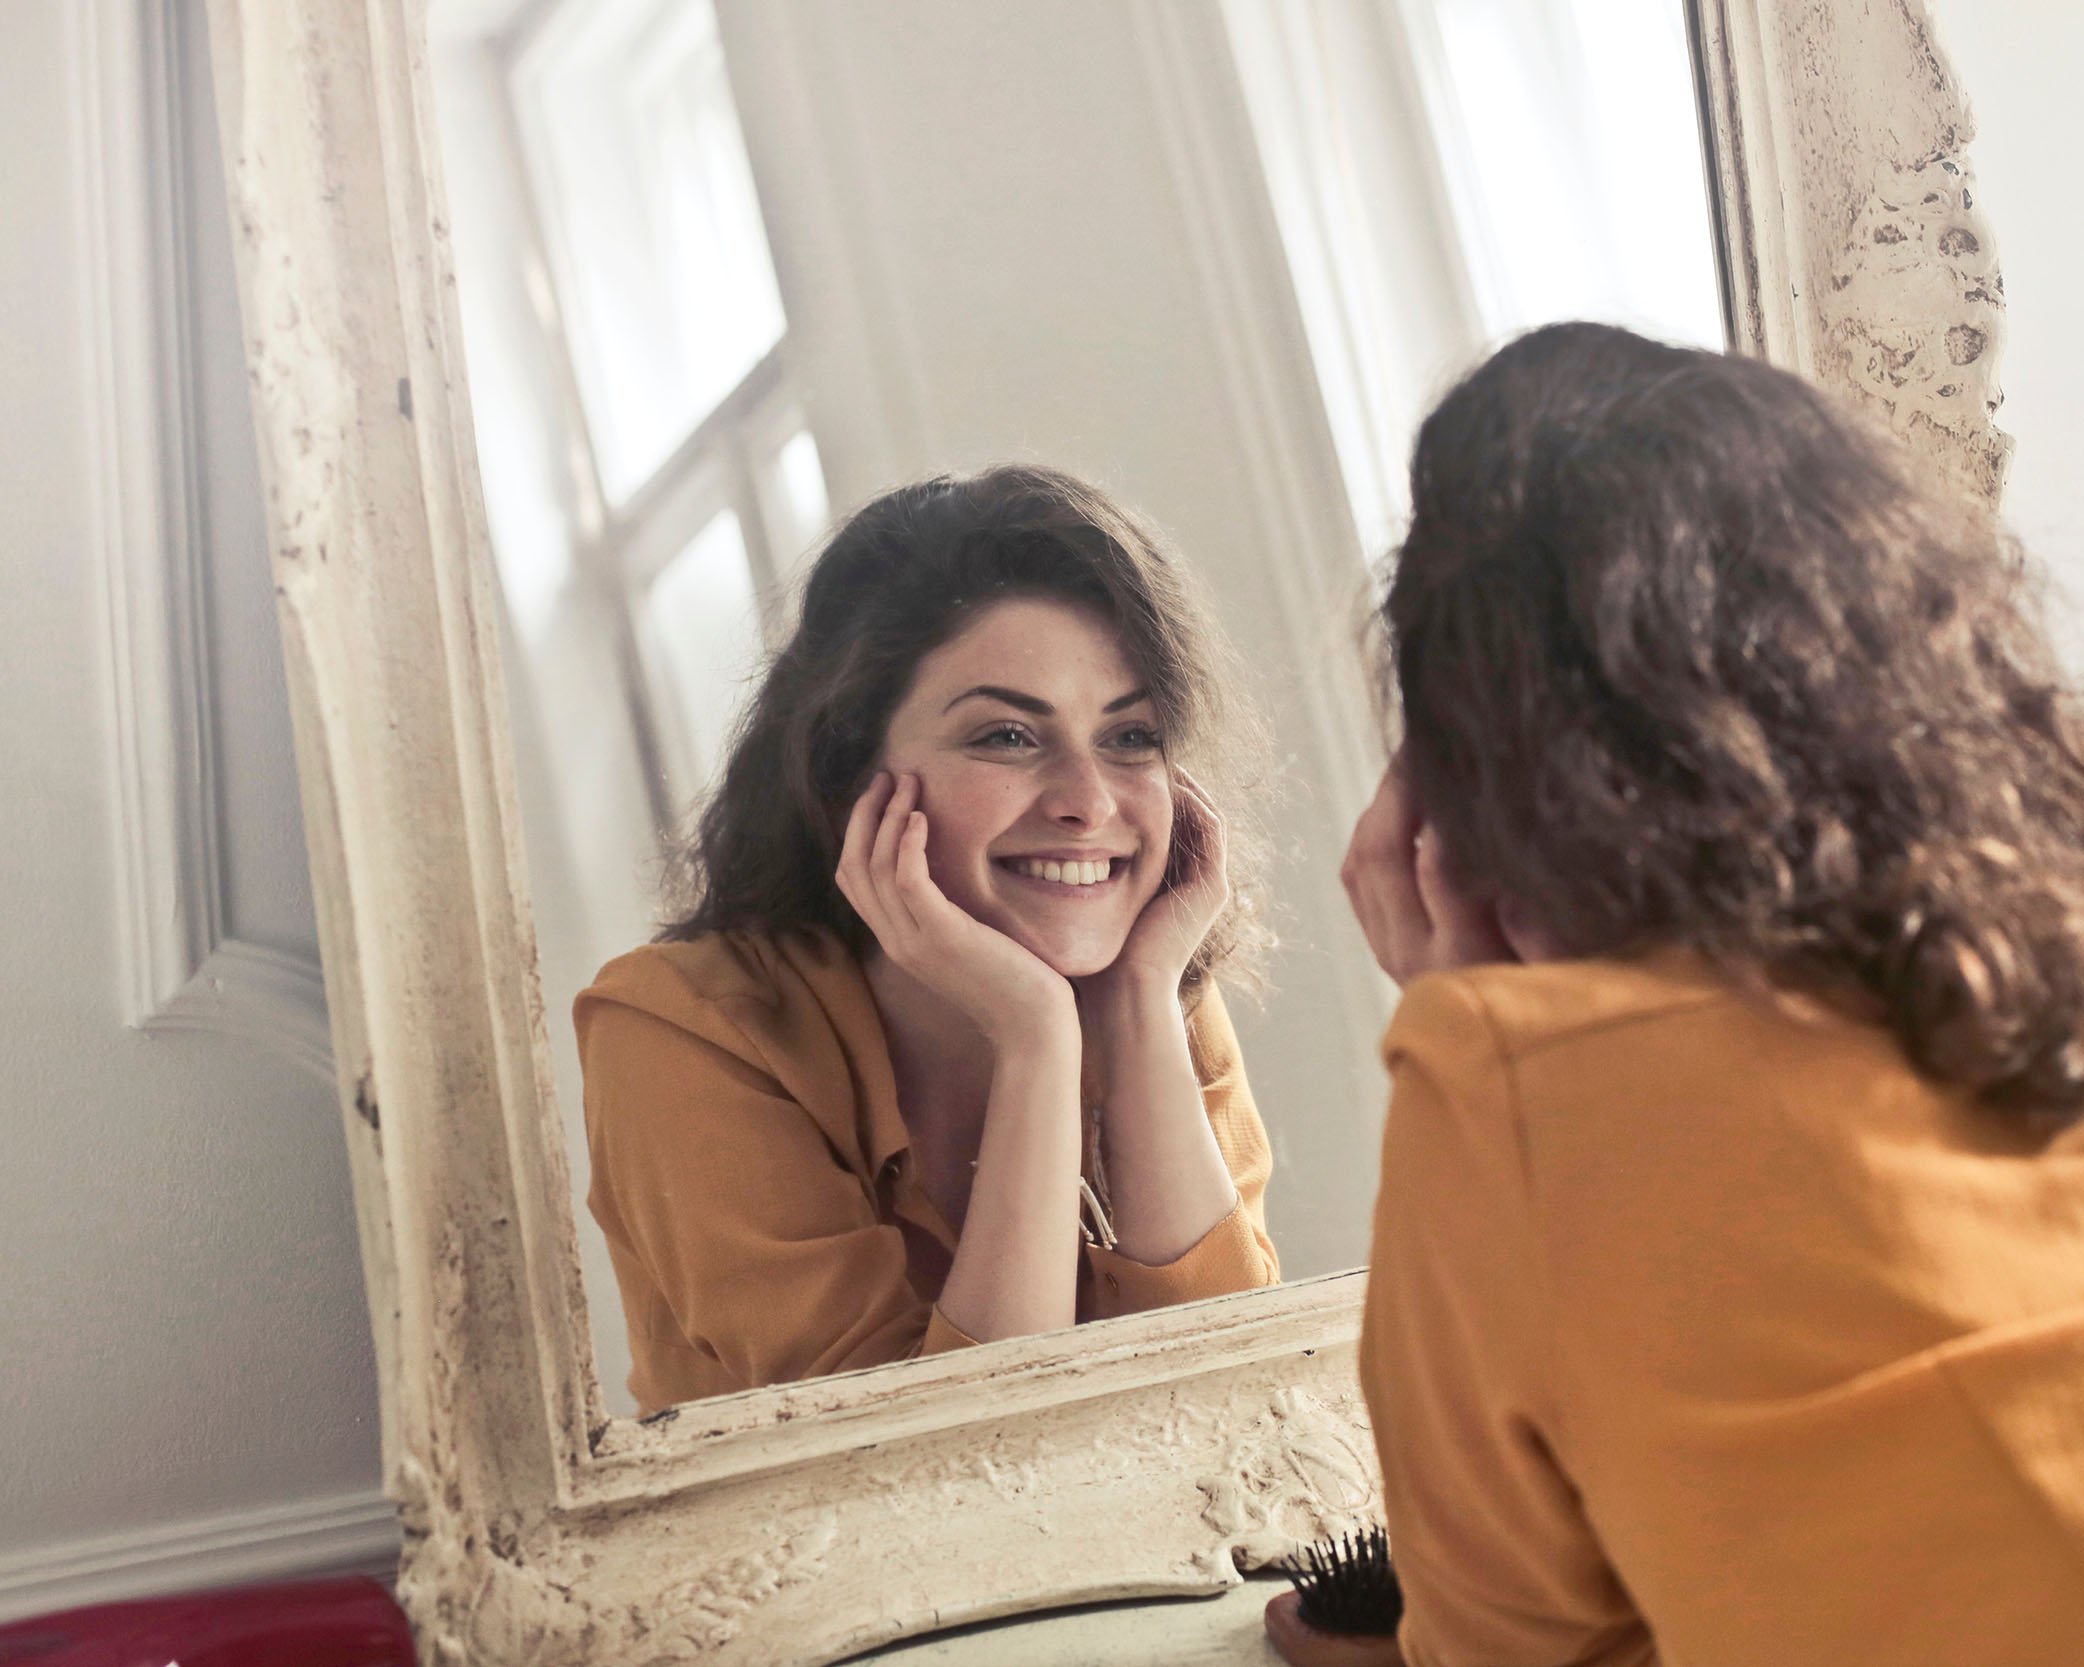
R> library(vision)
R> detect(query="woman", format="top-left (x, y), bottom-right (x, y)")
top-left (576, 464), bottom-right (1279, 1413)
top-left (1329, 324), bottom-right (2084, 1666)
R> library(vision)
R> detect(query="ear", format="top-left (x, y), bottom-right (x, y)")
top-left (1497, 896), bottom-right (1567, 963)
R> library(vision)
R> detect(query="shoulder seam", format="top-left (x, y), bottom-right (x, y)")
top-left (1482, 983), bottom-right (1735, 1066)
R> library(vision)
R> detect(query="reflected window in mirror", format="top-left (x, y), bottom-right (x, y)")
top-left (435, 0), bottom-right (827, 827)
top-left (512, 0), bottom-right (786, 503)
top-left (634, 509), bottom-right (762, 813)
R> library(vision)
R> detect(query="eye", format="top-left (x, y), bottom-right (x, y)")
top-left (1108, 723), bottom-right (1165, 756)
top-left (969, 722), bottom-right (1037, 751)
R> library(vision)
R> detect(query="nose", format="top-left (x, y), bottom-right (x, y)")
top-left (1037, 746), bottom-right (1116, 830)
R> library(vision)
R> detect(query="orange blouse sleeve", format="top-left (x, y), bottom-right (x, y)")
top-left (1086, 982), bottom-right (1281, 1318)
top-left (577, 994), bottom-right (972, 1411)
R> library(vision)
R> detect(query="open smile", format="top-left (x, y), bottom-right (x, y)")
top-left (993, 855), bottom-right (1131, 892)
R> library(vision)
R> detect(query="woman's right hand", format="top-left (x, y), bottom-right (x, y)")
top-left (835, 772), bottom-right (1076, 1047)
top-left (1342, 762), bottom-right (1520, 984)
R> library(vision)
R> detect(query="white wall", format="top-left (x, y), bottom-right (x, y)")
top-left (3, 0), bottom-right (2081, 1624)
top-left (0, 0), bottom-right (388, 1622)
top-left (1924, 0), bottom-right (2084, 658)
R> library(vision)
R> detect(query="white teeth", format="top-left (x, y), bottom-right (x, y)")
top-left (1013, 857), bottom-right (1112, 886)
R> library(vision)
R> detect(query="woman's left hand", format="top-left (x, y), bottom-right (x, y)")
top-left (1084, 767), bottom-right (1228, 998)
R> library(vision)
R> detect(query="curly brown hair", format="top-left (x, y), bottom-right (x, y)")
top-left (1383, 321), bottom-right (2084, 1118)
top-left (661, 462), bottom-right (1273, 1004)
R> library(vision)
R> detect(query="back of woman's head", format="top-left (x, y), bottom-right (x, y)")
top-left (1388, 320), bottom-right (2084, 1117)
top-left (664, 462), bottom-right (1270, 998)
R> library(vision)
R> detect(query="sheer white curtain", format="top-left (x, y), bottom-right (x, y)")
top-left (1224, 0), bottom-right (1725, 557)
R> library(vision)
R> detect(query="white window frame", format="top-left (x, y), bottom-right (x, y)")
top-left (469, 0), bottom-right (823, 828)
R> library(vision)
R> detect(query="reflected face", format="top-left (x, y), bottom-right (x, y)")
top-left (877, 597), bottom-right (1174, 977)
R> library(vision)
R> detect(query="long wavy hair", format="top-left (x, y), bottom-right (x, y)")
top-left (662, 463), bottom-right (1273, 1003)
top-left (1383, 321), bottom-right (2084, 1119)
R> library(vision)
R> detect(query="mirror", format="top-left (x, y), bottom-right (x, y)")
top-left (206, 0), bottom-right (2011, 1652)
top-left (420, 0), bottom-right (1726, 1417)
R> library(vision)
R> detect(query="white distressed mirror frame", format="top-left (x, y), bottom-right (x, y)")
top-left (199, 0), bottom-right (2006, 1660)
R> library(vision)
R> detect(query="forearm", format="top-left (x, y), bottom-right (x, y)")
top-left (1082, 975), bottom-right (1240, 1265)
top-left (936, 1024), bottom-right (1085, 1342)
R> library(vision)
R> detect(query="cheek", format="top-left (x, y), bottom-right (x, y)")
top-left (1125, 775), bottom-right (1176, 892)
top-left (905, 761), bottom-right (1024, 872)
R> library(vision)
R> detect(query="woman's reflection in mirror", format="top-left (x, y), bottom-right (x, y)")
top-left (576, 464), bottom-right (1280, 1413)
top-left (1316, 323), bottom-right (2084, 1667)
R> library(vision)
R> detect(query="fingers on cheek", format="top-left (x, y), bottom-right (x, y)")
top-left (1418, 842), bottom-right (1486, 940)
top-left (1412, 839), bottom-right (1443, 910)
top-left (894, 820), bottom-right (936, 905)
top-left (1353, 805), bottom-right (1397, 862)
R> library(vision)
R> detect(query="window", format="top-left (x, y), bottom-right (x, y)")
top-left (443, 0), bottom-right (828, 825)
top-left (512, 0), bottom-right (788, 505)
top-left (635, 510), bottom-right (764, 811)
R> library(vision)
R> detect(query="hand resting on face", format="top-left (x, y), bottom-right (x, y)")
top-left (835, 768), bottom-right (1078, 1049)
top-left (1341, 759), bottom-right (1559, 984)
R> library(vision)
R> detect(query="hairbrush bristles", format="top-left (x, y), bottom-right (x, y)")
top-left (1279, 1524), bottom-right (1402, 1636)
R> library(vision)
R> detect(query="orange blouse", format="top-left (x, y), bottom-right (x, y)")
top-left (1363, 952), bottom-right (2084, 1667)
top-left (576, 928), bottom-right (1278, 1413)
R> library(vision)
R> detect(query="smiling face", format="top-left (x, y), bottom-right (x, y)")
top-left (876, 595), bottom-right (1174, 977)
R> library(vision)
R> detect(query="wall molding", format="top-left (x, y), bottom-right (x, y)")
top-left (0, 1488), bottom-right (399, 1625)
top-left (73, 0), bottom-right (332, 1085)
top-left (150, 939), bottom-right (337, 1083)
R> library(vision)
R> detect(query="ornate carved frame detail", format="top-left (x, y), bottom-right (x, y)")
top-left (198, 0), bottom-right (2004, 1660)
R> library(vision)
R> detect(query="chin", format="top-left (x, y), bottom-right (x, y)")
top-left (1036, 944), bottom-right (1124, 980)
top-left (999, 920), bottom-right (1129, 981)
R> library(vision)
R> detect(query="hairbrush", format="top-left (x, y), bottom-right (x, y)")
top-left (1263, 1525), bottom-right (1404, 1667)
top-left (1281, 1524), bottom-right (1401, 1634)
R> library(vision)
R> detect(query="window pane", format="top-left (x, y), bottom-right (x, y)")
top-left (515, 0), bottom-right (787, 504)
top-left (764, 428), bottom-right (831, 589)
top-left (637, 509), bottom-right (764, 806)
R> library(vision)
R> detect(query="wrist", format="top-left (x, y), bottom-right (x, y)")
top-left (1081, 965), bottom-right (1183, 1021)
top-left (1078, 971), bottom-right (1189, 1077)
top-left (978, 985), bottom-right (1082, 1057)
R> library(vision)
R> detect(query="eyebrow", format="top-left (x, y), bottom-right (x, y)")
top-left (942, 684), bottom-right (1152, 717)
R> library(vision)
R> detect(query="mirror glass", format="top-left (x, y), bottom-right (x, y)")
top-left (425, 0), bottom-right (1724, 1418)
